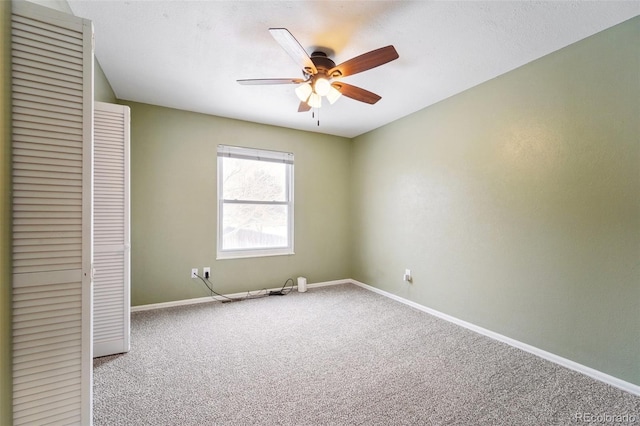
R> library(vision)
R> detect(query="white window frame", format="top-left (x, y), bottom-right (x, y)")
top-left (217, 145), bottom-right (294, 259)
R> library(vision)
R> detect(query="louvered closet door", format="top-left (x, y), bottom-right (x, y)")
top-left (11, 2), bottom-right (93, 425)
top-left (94, 102), bottom-right (130, 358)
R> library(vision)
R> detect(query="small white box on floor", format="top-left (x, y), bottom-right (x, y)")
top-left (297, 276), bottom-right (307, 293)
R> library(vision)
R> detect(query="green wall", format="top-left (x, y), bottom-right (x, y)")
top-left (121, 101), bottom-right (352, 305)
top-left (351, 17), bottom-right (640, 385)
top-left (94, 59), bottom-right (116, 103)
top-left (1, 1), bottom-right (12, 423)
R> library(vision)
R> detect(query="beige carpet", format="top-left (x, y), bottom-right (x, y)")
top-left (94, 283), bottom-right (640, 425)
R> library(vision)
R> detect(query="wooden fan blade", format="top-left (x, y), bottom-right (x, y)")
top-left (269, 28), bottom-right (317, 75)
top-left (237, 78), bottom-right (305, 85)
top-left (332, 82), bottom-right (381, 104)
top-left (328, 45), bottom-right (398, 78)
top-left (298, 101), bottom-right (311, 112)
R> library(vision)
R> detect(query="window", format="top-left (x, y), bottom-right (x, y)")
top-left (217, 145), bottom-right (294, 259)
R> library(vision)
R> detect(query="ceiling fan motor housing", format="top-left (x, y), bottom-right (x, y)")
top-left (309, 51), bottom-right (340, 77)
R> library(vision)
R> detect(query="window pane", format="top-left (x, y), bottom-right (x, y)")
top-left (222, 157), bottom-right (287, 202)
top-left (222, 203), bottom-right (288, 250)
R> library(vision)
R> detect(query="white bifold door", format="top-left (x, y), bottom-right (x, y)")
top-left (93, 102), bottom-right (130, 358)
top-left (11, 1), bottom-right (94, 424)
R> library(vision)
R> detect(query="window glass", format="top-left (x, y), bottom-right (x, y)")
top-left (222, 204), bottom-right (288, 250)
top-left (217, 145), bottom-right (294, 259)
top-left (222, 158), bottom-right (287, 202)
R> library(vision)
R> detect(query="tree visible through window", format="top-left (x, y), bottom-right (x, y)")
top-left (217, 145), bottom-right (294, 259)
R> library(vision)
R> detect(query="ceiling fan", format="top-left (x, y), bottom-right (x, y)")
top-left (237, 28), bottom-right (399, 112)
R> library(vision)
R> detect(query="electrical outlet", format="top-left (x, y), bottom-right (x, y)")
top-left (191, 268), bottom-right (198, 279)
top-left (403, 269), bottom-right (412, 283)
top-left (203, 267), bottom-right (211, 279)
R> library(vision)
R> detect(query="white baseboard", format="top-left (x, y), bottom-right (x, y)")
top-left (348, 279), bottom-right (640, 397)
top-left (132, 295), bottom-right (222, 312)
top-left (306, 279), bottom-right (352, 289)
top-left (130, 277), bottom-right (639, 396)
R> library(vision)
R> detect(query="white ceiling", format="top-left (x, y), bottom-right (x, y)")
top-left (66, 1), bottom-right (639, 138)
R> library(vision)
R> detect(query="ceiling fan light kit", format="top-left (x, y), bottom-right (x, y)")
top-left (237, 28), bottom-right (399, 121)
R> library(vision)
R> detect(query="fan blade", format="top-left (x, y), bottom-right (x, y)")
top-left (298, 101), bottom-right (311, 112)
top-left (328, 45), bottom-right (398, 78)
top-left (332, 82), bottom-right (381, 104)
top-left (237, 78), bottom-right (305, 85)
top-left (269, 28), bottom-right (317, 75)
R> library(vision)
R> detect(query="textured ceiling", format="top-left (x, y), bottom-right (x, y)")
top-left (67, 1), bottom-right (639, 138)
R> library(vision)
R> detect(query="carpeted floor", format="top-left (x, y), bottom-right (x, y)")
top-left (94, 284), bottom-right (639, 425)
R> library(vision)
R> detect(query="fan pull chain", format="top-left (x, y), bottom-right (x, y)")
top-left (310, 109), bottom-right (320, 126)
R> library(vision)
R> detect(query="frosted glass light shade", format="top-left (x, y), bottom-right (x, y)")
top-left (307, 92), bottom-right (322, 108)
top-left (314, 78), bottom-right (331, 96)
top-left (295, 83), bottom-right (312, 102)
top-left (326, 86), bottom-right (342, 104)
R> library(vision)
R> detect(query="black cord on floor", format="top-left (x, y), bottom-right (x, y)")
top-left (269, 277), bottom-right (295, 295)
top-left (195, 275), bottom-right (295, 303)
top-left (196, 275), bottom-right (237, 302)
